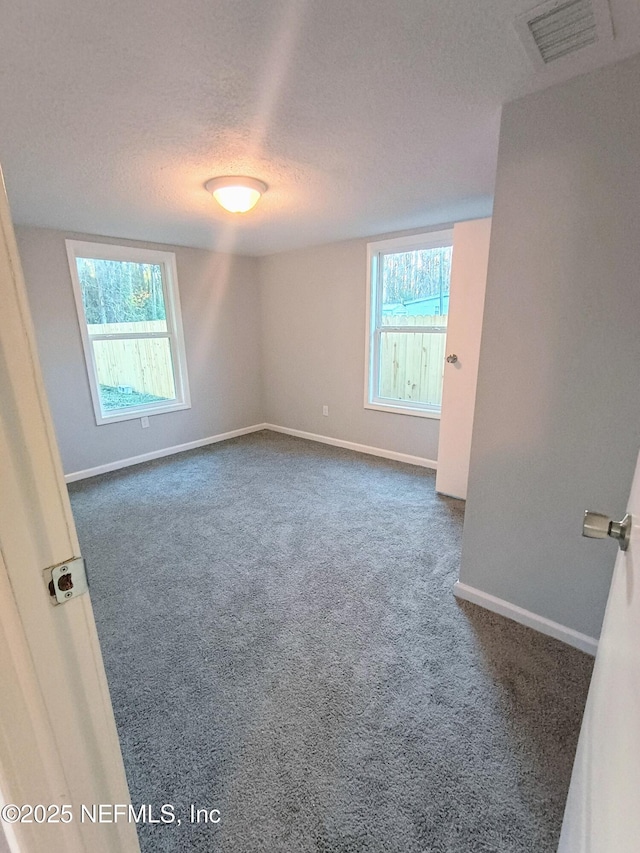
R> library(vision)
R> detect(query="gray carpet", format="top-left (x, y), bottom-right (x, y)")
top-left (69, 431), bottom-right (593, 852)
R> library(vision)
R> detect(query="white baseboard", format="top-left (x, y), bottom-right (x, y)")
top-left (453, 581), bottom-right (598, 656)
top-left (64, 424), bottom-right (268, 483)
top-left (263, 423), bottom-right (437, 470)
top-left (65, 421), bottom-right (436, 483)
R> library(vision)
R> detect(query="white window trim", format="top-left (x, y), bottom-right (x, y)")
top-left (66, 240), bottom-right (191, 425)
top-left (364, 229), bottom-right (453, 419)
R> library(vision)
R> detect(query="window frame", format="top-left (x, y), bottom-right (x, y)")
top-left (66, 239), bottom-right (191, 425)
top-left (364, 229), bottom-right (453, 419)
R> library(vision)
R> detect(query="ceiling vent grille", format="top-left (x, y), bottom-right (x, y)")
top-left (515, 0), bottom-right (613, 68)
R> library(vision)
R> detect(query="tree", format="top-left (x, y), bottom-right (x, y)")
top-left (382, 247), bottom-right (452, 305)
top-left (77, 259), bottom-right (167, 325)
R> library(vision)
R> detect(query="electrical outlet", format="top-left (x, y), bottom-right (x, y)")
top-left (322, 405), bottom-right (329, 416)
top-left (141, 416), bottom-right (149, 428)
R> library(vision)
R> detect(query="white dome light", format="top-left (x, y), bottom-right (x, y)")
top-left (205, 176), bottom-right (267, 213)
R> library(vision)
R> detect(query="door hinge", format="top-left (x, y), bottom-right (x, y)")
top-left (44, 557), bottom-right (88, 605)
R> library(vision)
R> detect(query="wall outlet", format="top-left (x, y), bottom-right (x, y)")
top-left (141, 416), bottom-right (149, 428)
top-left (322, 405), bottom-right (329, 416)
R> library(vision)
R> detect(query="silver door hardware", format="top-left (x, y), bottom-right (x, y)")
top-left (44, 557), bottom-right (88, 605)
top-left (446, 354), bottom-right (458, 364)
top-left (582, 511), bottom-right (632, 551)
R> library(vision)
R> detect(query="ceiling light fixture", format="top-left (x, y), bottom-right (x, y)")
top-left (205, 176), bottom-right (267, 213)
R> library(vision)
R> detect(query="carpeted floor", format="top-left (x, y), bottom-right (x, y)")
top-left (69, 431), bottom-right (593, 852)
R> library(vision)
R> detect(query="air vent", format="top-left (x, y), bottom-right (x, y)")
top-left (515, 0), bottom-right (613, 68)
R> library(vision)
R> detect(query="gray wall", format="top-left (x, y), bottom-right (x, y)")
top-left (460, 54), bottom-right (640, 640)
top-left (17, 226), bottom-right (263, 475)
top-left (259, 238), bottom-right (440, 462)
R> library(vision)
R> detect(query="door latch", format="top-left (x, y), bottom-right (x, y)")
top-left (44, 557), bottom-right (88, 605)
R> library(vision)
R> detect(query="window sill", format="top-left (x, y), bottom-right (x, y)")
top-left (364, 400), bottom-right (441, 420)
top-left (94, 400), bottom-right (191, 426)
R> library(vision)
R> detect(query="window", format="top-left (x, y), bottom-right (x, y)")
top-left (365, 230), bottom-right (453, 418)
top-left (66, 240), bottom-right (191, 425)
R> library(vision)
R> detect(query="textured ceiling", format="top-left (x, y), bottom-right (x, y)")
top-left (1, 0), bottom-right (639, 255)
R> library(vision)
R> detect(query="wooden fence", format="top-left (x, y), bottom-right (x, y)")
top-left (87, 321), bottom-right (175, 399)
top-left (379, 315), bottom-right (446, 407)
top-left (87, 315), bottom-right (446, 407)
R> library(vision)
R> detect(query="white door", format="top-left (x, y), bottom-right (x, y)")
top-left (436, 217), bottom-right (491, 500)
top-left (558, 449), bottom-right (640, 852)
top-left (0, 167), bottom-right (139, 853)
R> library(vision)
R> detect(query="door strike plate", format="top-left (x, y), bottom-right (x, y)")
top-left (44, 557), bottom-right (88, 605)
